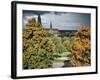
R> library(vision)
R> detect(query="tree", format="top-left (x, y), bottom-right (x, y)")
top-left (51, 36), bottom-right (67, 54)
top-left (23, 18), bottom-right (55, 69)
top-left (62, 37), bottom-right (74, 52)
top-left (69, 26), bottom-right (91, 67)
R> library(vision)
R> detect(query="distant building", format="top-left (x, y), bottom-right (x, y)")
top-left (45, 21), bottom-right (60, 37)
top-left (50, 21), bottom-right (52, 29)
top-left (38, 14), bottom-right (41, 24)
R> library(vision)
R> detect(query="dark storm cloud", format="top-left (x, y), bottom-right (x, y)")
top-left (23, 10), bottom-right (91, 30)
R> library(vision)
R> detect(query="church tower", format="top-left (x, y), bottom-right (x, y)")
top-left (50, 21), bottom-right (52, 29)
top-left (38, 14), bottom-right (41, 24)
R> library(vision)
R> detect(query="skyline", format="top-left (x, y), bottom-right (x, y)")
top-left (23, 10), bottom-right (91, 30)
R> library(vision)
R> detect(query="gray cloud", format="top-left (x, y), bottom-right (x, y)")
top-left (23, 10), bottom-right (90, 30)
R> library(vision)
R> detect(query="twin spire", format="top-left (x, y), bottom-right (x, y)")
top-left (38, 14), bottom-right (52, 29)
top-left (38, 14), bottom-right (41, 24)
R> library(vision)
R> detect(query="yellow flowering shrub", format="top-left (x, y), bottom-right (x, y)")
top-left (23, 18), bottom-right (55, 69)
top-left (70, 26), bottom-right (91, 67)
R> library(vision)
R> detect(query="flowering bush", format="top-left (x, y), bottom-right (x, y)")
top-left (69, 26), bottom-right (91, 67)
top-left (23, 18), bottom-right (56, 69)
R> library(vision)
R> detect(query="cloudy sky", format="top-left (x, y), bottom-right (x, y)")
top-left (23, 10), bottom-right (90, 30)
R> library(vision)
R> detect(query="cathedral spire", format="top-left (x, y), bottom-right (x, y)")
top-left (38, 14), bottom-right (41, 24)
top-left (50, 21), bottom-right (52, 29)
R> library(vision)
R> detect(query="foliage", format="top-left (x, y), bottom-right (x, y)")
top-left (23, 18), bottom-right (91, 68)
top-left (75, 26), bottom-right (90, 39)
top-left (69, 26), bottom-right (91, 67)
top-left (62, 37), bottom-right (74, 52)
top-left (50, 36), bottom-right (67, 54)
top-left (23, 18), bottom-right (56, 69)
